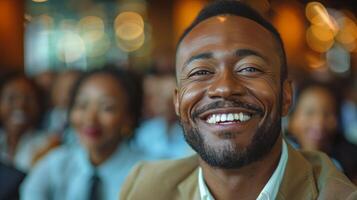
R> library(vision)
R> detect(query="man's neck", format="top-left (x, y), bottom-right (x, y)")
top-left (200, 137), bottom-right (283, 200)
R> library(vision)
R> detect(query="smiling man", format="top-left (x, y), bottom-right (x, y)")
top-left (120, 1), bottom-right (356, 199)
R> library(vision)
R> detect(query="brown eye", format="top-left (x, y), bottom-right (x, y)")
top-left (189, 70), bottom-right (213, 77)
top-left (240, 67), bottom-right (259, 72)
top-left (237, 66), bottom-right (262, 75)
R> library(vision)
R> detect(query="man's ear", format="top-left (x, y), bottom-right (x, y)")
top-left (173, 88), bottom-right (180, 117)
top-left (282, 79), bottom-right (293, 117)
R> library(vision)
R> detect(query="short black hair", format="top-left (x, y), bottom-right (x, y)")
top-left (68, 65), bottom-right (143, 130)
top-left (177, 0), bottom-right (287, 81)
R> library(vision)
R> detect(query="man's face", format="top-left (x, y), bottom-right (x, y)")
top-left (174, 15), bottom-right (292, 168)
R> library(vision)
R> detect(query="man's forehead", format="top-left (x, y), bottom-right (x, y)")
top-left (176, 15), bottom-right (278, 66)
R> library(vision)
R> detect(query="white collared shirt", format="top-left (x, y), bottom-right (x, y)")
top-left (198, 140), bottom-right (288, 200)
top-left (21, 140), bottom-right (152, 200)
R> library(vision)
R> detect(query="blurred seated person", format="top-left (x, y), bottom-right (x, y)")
top-left (31, 70), bottom-right (82, 165)
top-left (287, 82), bottom-right (343, 169)
top-left (133, 75), bottom-right (192, 159)
top-left (0, 72), bottom-right (46, 172)
top-left (44, 69), bottom-right (81, 136)
top-left (0, 161), bottom-right (26, 200)
top-left (21, 66), bottom-right (152, 200)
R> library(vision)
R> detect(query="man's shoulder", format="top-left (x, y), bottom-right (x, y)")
top-left (120, 155), bottom-right (199, 199)
top-left (124, 155), bottom-right (199, 183)
top-left (280, 146), bottom-right (357, 200)
top-left (300, 150), bottom-right (356, 190)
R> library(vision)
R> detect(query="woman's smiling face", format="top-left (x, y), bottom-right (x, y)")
top-left (290, 86), bottom-right (338, 152)
top-left (70, 73), bottom-right (132, 153)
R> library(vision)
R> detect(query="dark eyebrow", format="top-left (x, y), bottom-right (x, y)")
top-left (181, 49), bottom-right (267, 72)
top-left (235, 49), bottom-right (267, 61)
top-left (183, 52), bottom-right (213, 68)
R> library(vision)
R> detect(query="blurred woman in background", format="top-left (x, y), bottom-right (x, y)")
top-left (0, 72), bottom-right (46, 172)
top-left (287, 82), bottom-right (357, 180)
top-left (21, 66), bottom-right (150, 200)
top-left (288, 83), bottom-right (339, 154)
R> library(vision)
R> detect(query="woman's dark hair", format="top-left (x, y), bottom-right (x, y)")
top-left (0, 71), bottom-right (45, 129)
top-left (68, 65), bottom-right (143, 130)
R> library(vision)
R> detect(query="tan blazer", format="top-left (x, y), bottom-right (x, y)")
top-left (120, 144), bottom-right (357, 200)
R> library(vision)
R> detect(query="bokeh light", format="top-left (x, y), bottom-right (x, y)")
top-left (327, 44), bottom-right (350, 74)
top-left (78, 16), bottom-right (105, 42)
top-left (116, 31), bottom-right (145, 52)
top-left (336, 16), bottom-right (357, 51)
top-left (56, 31), bottom-right (86, 63)
top-left (306, 1), bottom-right (338, 33)
top-left (114, 11), bottom-right (144, 41)
top-left (306, 25), bottom-right (335, 52)
top-left (32, 0), bottom-right (48, 3)
top-left (305, 53), bottom-right (326, 69)
top-left (114, 11), bottom-right (145, 52)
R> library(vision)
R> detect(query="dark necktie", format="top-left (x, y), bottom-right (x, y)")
top-left (89, 172), bottom-right (101, 200)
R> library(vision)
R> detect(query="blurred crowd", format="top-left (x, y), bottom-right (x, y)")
top-left (0, 65), bottom-right (193, 200)
top-left (0, 64), bottom-right (357, 199)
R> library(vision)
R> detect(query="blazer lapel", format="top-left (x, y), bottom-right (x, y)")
top-left (178, 167), bottom-right (200, 200)
top-left (175, 145), bottom-right (319, 200)
top-left (276, 144), bottom-right (318, 200)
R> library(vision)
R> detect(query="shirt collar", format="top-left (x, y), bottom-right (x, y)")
top-left (198, 139), bottom-right (288, 200)
top-left (77, 140), bottom-right (131, 178)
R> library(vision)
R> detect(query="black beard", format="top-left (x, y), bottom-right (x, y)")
top-left (180, 99), bottom-right (282, 169)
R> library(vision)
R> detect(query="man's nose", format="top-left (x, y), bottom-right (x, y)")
top-left (207, 71), bottom-right (245, 99)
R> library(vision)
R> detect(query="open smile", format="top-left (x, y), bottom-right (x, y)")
top-left (206, 112), bottom-right (252, 124)
top-left (195, 107), bottom-right (262, 134)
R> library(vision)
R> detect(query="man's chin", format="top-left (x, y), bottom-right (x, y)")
top-left (182, 120), bottom-right (281, 169)
top-left (199, 144), bottom-right (252, 169)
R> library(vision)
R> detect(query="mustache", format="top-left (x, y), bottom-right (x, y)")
top-left (192, 100), bottom-right (264, 119)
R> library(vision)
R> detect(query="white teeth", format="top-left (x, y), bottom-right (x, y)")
top-left (243, 114), bottom-right (251, 121)
top-left (206, 112), bottom-right (252, 124)
top-left (227, 113), bottom-right (234, 121)
top-left (234, 113), bottom-right (239, 120)
top-left (221, 114), bottom-right (227, 122)
top-left (239, 113), bottom-right (244, 121)
top-left (207, 116), bottom-right (212, 124)
top-left (215, 115), bottom-right (220, 122)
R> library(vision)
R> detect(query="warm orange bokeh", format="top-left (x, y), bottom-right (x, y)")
top-left (173, 0), bottom-right (208, 46)
top-left (0, 0), bottom-right (24, 71)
